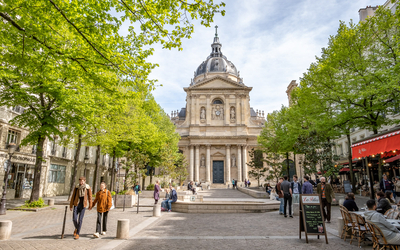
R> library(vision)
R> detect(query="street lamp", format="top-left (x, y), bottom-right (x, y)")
top-left (0, 143), bottom-right (17, 215)
top-left (84, 155), bottom-right (89, 179)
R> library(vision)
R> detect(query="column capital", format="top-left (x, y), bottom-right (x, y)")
top-left (225, 144), bottom-right (231, 148)
top-left (206, 144), bottom-right (211, 148)
top-left (194, 144), bottom-right (200, 147)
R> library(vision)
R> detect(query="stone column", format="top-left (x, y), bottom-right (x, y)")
top-left (226, 144), bottom-right (231, 183)
top-left (206, 144), bottom-right (211, 183)
top-left (189, 145), bottom-right (194, 181)
top-left (225, 94), bottom-right (229, 125)
top-left (195, 144), bottom-right (200, 182)
top-left (195, 95), bottom-right (200, 125)
top-left (237, 145), bottom-right (242, 182)
top-left (242, 145), bottom-right (248, 180)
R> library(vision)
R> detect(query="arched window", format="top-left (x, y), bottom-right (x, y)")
top-left (213, 99), bottom-right (223, 104)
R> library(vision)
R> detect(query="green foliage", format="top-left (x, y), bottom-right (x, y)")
top-left (24, 198), bottom-right (45, 208)
top-left (111, 191), bottom-right (116, 196)
top-left (146, 184), bottom-right (155, 190)
top-left (118, 190), bottom-right (128, 195)
top-left (247, 148), bottom-right (267, 187)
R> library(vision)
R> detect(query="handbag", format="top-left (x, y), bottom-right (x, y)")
top-left (107, 190), bottom-right (115, 210)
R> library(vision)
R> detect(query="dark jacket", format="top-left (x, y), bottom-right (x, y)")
top-left (376, 197), bottom-right (392, 214)
top-left (291, 181), bottom-right (302, 194)
top-left (188, 183), bottom-right (193, 190)
top-left (170, 189), bottom-right (178, 203)
top-left (317, 183), bottom-right (335, 204)
top-left (276, 182), bottom-right (284, 199)
top-left (133, 185), bottom-right (141, 191)
top-left (380, 179), bottom-right (394, 192)
top-left (343, 199), bottom-right (359, 211)
top-left (302, 181), bottom-right (314, 194)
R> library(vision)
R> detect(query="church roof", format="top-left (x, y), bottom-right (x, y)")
top-left (192, 27), bottom-right (240, 84)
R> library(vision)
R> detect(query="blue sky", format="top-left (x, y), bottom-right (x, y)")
top-left (147, 0), bottom-right (383, 116)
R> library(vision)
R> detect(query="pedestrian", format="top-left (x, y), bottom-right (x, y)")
top-left (376, 191), bottom-right (392, 214)
top-left (364, 199), bottom-right (400, 245)
top-left (385, 190), bottom-right (396, 205)
top-left (302, 176), bottom-right (313, 194)
top-left (92, 181), bottom-right (112, 238)
top-left (133, 182), bottom-right (141, 195)
top-left (166, 187), bottom-right (178, 212)
top-left (395, 177), bottom-right (400, 199)
top-left (154, 180), bottom-right (161, 204)
top-left (291, 175), bottom-right (302, 204)
top-left (343, 192), bottom-right (359, 211)
top-left (373, 180), bottom-right (380, 193)
top-left (244, 179), bottom-right (248, 187)
top-left (265, 183), bottom-right (272, 195)
top-left (281, 175), bottom-right (293, 218)
top-left (70, 176), bottom-right (93, 240)
top-left (248, 180), bottom-right (251, 187)
top-left (316, 177), bottom-right (335, 223)
top-left (188, 181), bottom-right (196, 194)
top-left (276, 177), bottom-right (284, 215)
top-left (234, 179), bottom-right (238, 189)
top-left (380, 174), bottom-right (395, 199)
top-left (232, 179), bottom-right (235, 189)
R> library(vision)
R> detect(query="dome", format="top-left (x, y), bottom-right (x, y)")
top-left (192, 31), bottom-right (240, 83)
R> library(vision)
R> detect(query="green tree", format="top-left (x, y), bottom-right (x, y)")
top-left (247, 149), bottom-right (267, 187)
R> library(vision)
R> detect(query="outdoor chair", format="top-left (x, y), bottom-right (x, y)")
top-left (365, 221), bottom-right (398, 250)
top-left (385, 209), bottom-right (396, 219)
top-left (351, 213), bottom-right (370, 247)
top-left (340, 204), bottom-right (349, 212)
top-left (339, 207), bottom-right (353, 240)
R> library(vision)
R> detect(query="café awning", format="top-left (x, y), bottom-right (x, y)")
top-left (339, 168), bottom-right (359, 172)
top-left (386, 154), bottom-right (400, 163)
top-left (351, 129), bottom-right (400, 158)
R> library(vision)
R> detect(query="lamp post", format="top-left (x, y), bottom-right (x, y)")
top-left (0, 143), bottom-right (17, 215)
top-left (84, 155), bottom-right (89, 179)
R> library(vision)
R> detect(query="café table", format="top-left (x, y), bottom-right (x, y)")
top-left (387, 219), bottom-right (400, 230)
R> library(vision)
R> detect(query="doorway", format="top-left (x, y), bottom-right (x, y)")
top-left (212, 161), bottom-right (224, 183)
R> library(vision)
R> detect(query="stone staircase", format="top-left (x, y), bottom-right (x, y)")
top-left (210, 183), bottom-right (228, 189)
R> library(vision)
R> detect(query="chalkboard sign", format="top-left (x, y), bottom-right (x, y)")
top-left (343, 180), bottom-right (351, 193)
top-left (299, 194), bottom-right (328, 244)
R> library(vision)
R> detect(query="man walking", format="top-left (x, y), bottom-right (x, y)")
top-left (302, 176), bottom-right (314, 194)
top-left (291, 175), bottom-right (302, 204)
top-left (276, 177), bottom-right (284, 215)
top-left (232, 179), bottom-right (235, 189)
top-left (380, 174), bottom-right (395, 199)
top-left (280, 176), bottom-right (293, 218)
top-left (92, 181), bottom-right (112, 238)
top-left (317, 177), bottom-right (335, 223)
top-left (70, 176), bottom-right (92, 240)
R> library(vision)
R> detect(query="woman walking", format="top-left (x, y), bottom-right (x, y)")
top-left (92, 181), bottom-right (112, 238)
top-left (154, 180), bottom-right (161, 204)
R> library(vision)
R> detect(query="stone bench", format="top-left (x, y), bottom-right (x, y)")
top-left (177, 195), bottom-right (203, 202)
top-left (237, 187), bottom-right (269, 199)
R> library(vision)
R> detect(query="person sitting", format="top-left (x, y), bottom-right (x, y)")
top-left (166, 187), bottom-right (178, 212)
top-left (365, 199), bottom-right (400, 245)
top-left (161, 188), bottom-right (171, 211)
top-left (386, 191), bottom-right (396, 205)
top-left (376, 191), bottom-right (392, 215)
top-left (188, 181), bottom-right (196, 195)
top-left (343, 192), bottom-right (359, 211)
top-left (265, 183), bottom-right (272, 195)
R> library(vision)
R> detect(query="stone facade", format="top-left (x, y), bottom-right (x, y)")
top-left (0, 106), bottom-right (113, 199)
top-left (171, 34), bottom-right (266, 186)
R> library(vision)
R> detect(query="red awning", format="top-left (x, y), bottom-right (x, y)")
top-left (386, 154), bottom-right (400, 163)
top-left (351, 130), bottom-right (400, 158)
top-left (339, 168), bottom-right (360, 172)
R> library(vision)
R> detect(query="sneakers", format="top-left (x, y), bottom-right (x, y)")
top-left (73, 229), bottom-right (77, 237)
top-left (101, 232), bottom-right (106, 236)
top-left (168, 210), bottom-right (171, 212)
top-left (93, 232), bottom-right (100, 238)
top-left (74, 234), bottom-right (79, 240)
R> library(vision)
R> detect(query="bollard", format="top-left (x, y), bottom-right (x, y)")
top-left (48, 199), bottom-right (55, 206)
top-left (153, 203), bottom-right (161, 217)
top-left (116, 219), bottom-right (129, 239)
top-left (0, 220), bottom-right (12, 240)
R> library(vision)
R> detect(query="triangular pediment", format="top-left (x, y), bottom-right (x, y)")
top-left (189, 75), bottom-right (248, 89)
top-left (212, 151), bottom-right (225, 157)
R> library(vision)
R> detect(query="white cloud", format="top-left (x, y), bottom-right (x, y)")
top-left (148, 0), bottom-right (383, 116)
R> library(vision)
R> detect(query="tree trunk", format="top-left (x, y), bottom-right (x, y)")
top-left (30, 135), bottom-right (45, 202)
top-left (142, 175), bottom-right (146, 190)
top-left (346, 133), bottom-right (356, 193)
top-left (68, 134), bottom-right (82, 201)
top-left (93, 145), bottom-right (101, 193)
top-left (110, 149), bottom-right (116, 192)
top-left (149, 167), bottom-right (153, 184)
top-left (124, 166), bottom-right (129, 191)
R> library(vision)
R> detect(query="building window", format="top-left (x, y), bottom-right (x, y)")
top-left (6, 130), bottom-right (19, 145)
top-left (32, 145), bottom-right (37, 154)
top-left (213, 99), bottom-right (223, 104)
top-left (12, 106), bottom-right (25, 114)
top-left (62, 147), bottom-right (67, 158)
top-left (48, 164), bottom-right (66, 183)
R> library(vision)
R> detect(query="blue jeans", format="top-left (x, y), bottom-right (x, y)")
top-left (161, 200), bottom-right (168, 210)
top-left (279, 198), bottom-right (284, 213)
top-left (73, 203), bottom-right (86, 235)
top-left (166, 200), bottom-right (174, 211)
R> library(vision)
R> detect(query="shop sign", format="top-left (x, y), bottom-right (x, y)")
top-left (0, 153), bottom-right (35, 163)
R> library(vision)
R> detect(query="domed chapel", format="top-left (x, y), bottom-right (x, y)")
top-left (170, 27), bottom-right (266, 186)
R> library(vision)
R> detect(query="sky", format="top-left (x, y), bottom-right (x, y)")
top-left (146, 0), bottom-right (383, 117)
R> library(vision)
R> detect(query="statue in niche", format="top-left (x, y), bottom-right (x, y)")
top-left (200, 107), bottom-right (206, 120)
top-left (230, 107), bottom-right (236, 120)
top-left (231, 154), bottom-right (236, 167)
top-left (200, 155), bottom-right (205, 167)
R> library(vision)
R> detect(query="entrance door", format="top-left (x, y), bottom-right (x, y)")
top-left (213, 161), bottom-right (224, 183)
top-left (15, 172), bottom-right (24, 198)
